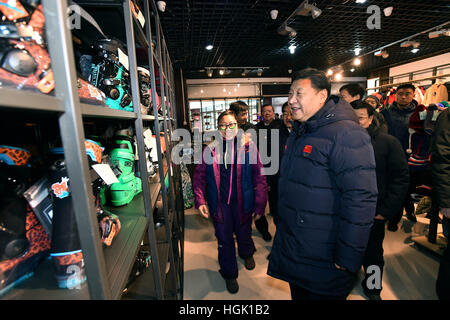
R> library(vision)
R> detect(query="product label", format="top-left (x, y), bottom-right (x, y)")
top-left (51, 177), bottom-right (70, 199)
top-left (92, 164), bottom-right (120, 185)
top-left (118, 48), bottom-right (129, 71)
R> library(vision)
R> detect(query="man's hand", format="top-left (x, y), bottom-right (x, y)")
top-left (335, 263), bottom-right (347, 271)
top-left (374, 214), bottom-right (385, 220)
top-left (198, 205), bottom-right (209, 219)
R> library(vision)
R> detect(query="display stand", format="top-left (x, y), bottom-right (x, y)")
top-left (0, 0), bottom-right (184, 300)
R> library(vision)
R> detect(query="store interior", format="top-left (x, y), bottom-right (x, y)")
top-left (0, 0), bottom-right (449, 300)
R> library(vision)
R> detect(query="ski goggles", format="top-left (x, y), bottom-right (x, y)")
top-left (0, 46), bottom-right (37, 77)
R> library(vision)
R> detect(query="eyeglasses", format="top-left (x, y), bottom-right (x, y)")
top-left (218, 122), bottom-right (237, 130)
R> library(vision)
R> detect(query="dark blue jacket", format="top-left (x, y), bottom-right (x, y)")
top-left (267, 97), bottom-right (378, 297)
top-left (381, 100), bottom-right (417, 155)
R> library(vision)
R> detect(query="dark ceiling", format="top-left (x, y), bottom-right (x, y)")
top-left (158, 0), bottom-right (450, 79)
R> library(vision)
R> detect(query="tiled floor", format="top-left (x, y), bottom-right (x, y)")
top-left (183, 206), bottom-right (444, 300)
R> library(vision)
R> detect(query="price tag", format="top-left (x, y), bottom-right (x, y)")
top-left (137, 11), bottom-right (146, 28)
top-left (419, 111), bottom-right (427, 120)
top-left (118, 48), bottom-right (129, 71)
top-left (432, 110), bottom-right (440, 121)
top-left (92, 164), bottom-right (120, 185)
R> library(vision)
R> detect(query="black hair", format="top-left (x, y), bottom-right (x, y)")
top-left (397, 84), bottom-right (416, 92)
top-left (292, 68), bottom-right (331, 98)
top-left (262, 104), bottom-right (274, 112)
top-left (350, 100), bottom-right (375, 117)
top-left (281, 101), bottom-right (289, 113)
top-left (229, 100), bottom-right (249, 115)
top-left (217, 110), bottom-right (237, 124)
top-left (339, 83), bottom-right (365, 99)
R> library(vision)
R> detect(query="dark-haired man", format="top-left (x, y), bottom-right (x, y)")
top-left (381, 83), bottom-right (419, 228)
top-left (340, 83), bottom-right (366, 103)
top-left (268, 68), bottom-right (378, 300)
top-left (229, 100), bottom-right (256, 131)
top-left (352, 100), bottom-right (409, 300)
top-left (230, 101), bottom-right (271, 241)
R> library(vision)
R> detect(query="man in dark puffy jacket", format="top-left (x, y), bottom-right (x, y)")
top-left (381, 84), bottom-right (419, 228)
top-left (431, 107), bottom-right (450, 300)
top-left (352, 100), bottom-right (409, 300)
top-left (267, 68), bottom-right (378, 300)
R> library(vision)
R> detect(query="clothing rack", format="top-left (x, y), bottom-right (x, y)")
top-left (366, 74), bottom-right (450, 91)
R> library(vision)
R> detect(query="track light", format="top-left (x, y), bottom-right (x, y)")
top-left (335, 73), bottom-right (343, 81)
top-left (205, 44), bottom-right (213, 50)
top-left (157, 1), bottom-right (166, 12)
top-left (270, 9), bottom-right (278, 20)
top-left (295, 1), bottom-right (322, 19)
top-left (353, 58), bottom-right (361, 66)
top-left (257, 68), bottom-right (263, 76)
top-left (354, 48), bottom-right (361, 56)
top-left (411, 48), bottom-right (420, 54)
top-left (289, 45), bottom-right (296, 54)
top-left (428, 29), bottom-right (450, 39)
top-left (327, 69), bottom-right (333, 76)
top-left (374, 49), bottom-right (389, 59)
top-left (400, 40), bottom-right (420, 48)
top-left (277, 23), bottom-right (297, 37)
top-left (350, 68), bottom-right (355, 73)
top-left (206, 68), bottom-right (213, 77)
top-left (219, 69), bottom-right (225, 76)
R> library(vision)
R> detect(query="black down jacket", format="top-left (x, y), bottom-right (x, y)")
top-left (431, 108), bottom-right (450, 209)
top-left (267, 96), bottom-right (378, 297)
top-left (367, 116), bottom-right (410, 220)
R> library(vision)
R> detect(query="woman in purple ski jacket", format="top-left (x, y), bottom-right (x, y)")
top-left (193, 110), bottom-right (267, 294)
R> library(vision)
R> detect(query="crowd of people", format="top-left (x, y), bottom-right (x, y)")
top-left (192, 68), bottom-right (450, 300)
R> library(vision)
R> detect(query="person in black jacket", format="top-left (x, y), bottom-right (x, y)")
top-left (254, 104), bottom-right (282, 241)
top-left (352, 101), bottom-right (409, 300)
top-left (268, 69), bottom-right (378, 300)
top-left (431, 107), bottom-right (450, 300)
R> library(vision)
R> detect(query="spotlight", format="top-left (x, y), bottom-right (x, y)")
top-left (384, 7), bottom-right (393, 17)
top-left (327, 69), bottom-right (333, 76)
top-left (374, 49), bottom-right (389, 58)
top-left (288, 69), bottom-right (293, 74)
top-left (157, 1), bottom-right (166, 12)
top-left (411, 48), bottom-right (419, 54)
top-left (257, 68), bottom-right (263, 76)
top-left (354, 48), bottom-right (361, 56)
top-left (400, 40), bottom-right (420, 48)
top-left (428, 29), bottom-right (450, 38)
top-left (206, 69), bottom-right (213, 77)
top-left (289, 45), bottom-right (296, 54)
top-left (270, 9), bottom-right (278, 20)
top-left (350, 68), bottom-right (356, 72)
top-left (219, 69), bottom-right (225, 76)
top-left (295, 1), bottom-right (322, 19)
top-left (278, 23), bottom-right (297, 37)
top-left (335, 73), bottom-right (343, 81)
top-left (355, 0), bottom-right (366, 3)
top-left (205, 44), bottom-right (213, 50)
top-left (353, 58), bottom-right (361, 66)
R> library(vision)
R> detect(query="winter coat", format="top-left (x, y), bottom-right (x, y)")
top-left (430, 108), bottom-right (450, 209)
top-left (367, 116), bottom-right (410, 220)
top-left (422, 83), bottom-right (448, 106)
top-left (193, 137), bottom-right (268, 224)
top-left (381, 100), bottom-right (418, 155)
top-left (267, 96), bottom-right (378, 297)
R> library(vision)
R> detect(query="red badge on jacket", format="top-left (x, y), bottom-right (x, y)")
top-left (303, 145), bottom-right (312, 155)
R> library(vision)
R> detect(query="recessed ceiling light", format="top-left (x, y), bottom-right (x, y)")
top-left (205, 45), bottom-right (213, 50)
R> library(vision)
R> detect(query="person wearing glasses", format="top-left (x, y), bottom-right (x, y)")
top-left (380, 84), bottom-right (419, 230)
top-left (193, 110), bottom-right (268, 294)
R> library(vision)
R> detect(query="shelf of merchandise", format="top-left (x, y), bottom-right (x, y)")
top-left (0, 0), bottom-right (183, 300)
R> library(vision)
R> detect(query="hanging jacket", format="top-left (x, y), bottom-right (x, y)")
top-left (193, 136), bottom-right (268, 224)
top-left (267, 96), bottom-right (378, 297)
top-left (381, 100), bottom-right (418, 156)
top-left (430, 107), bottom-right (450, 209)
top-left (367, 117), bottom-right (410, 220)
top-left (423, 83), bottom-right (449, 106)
